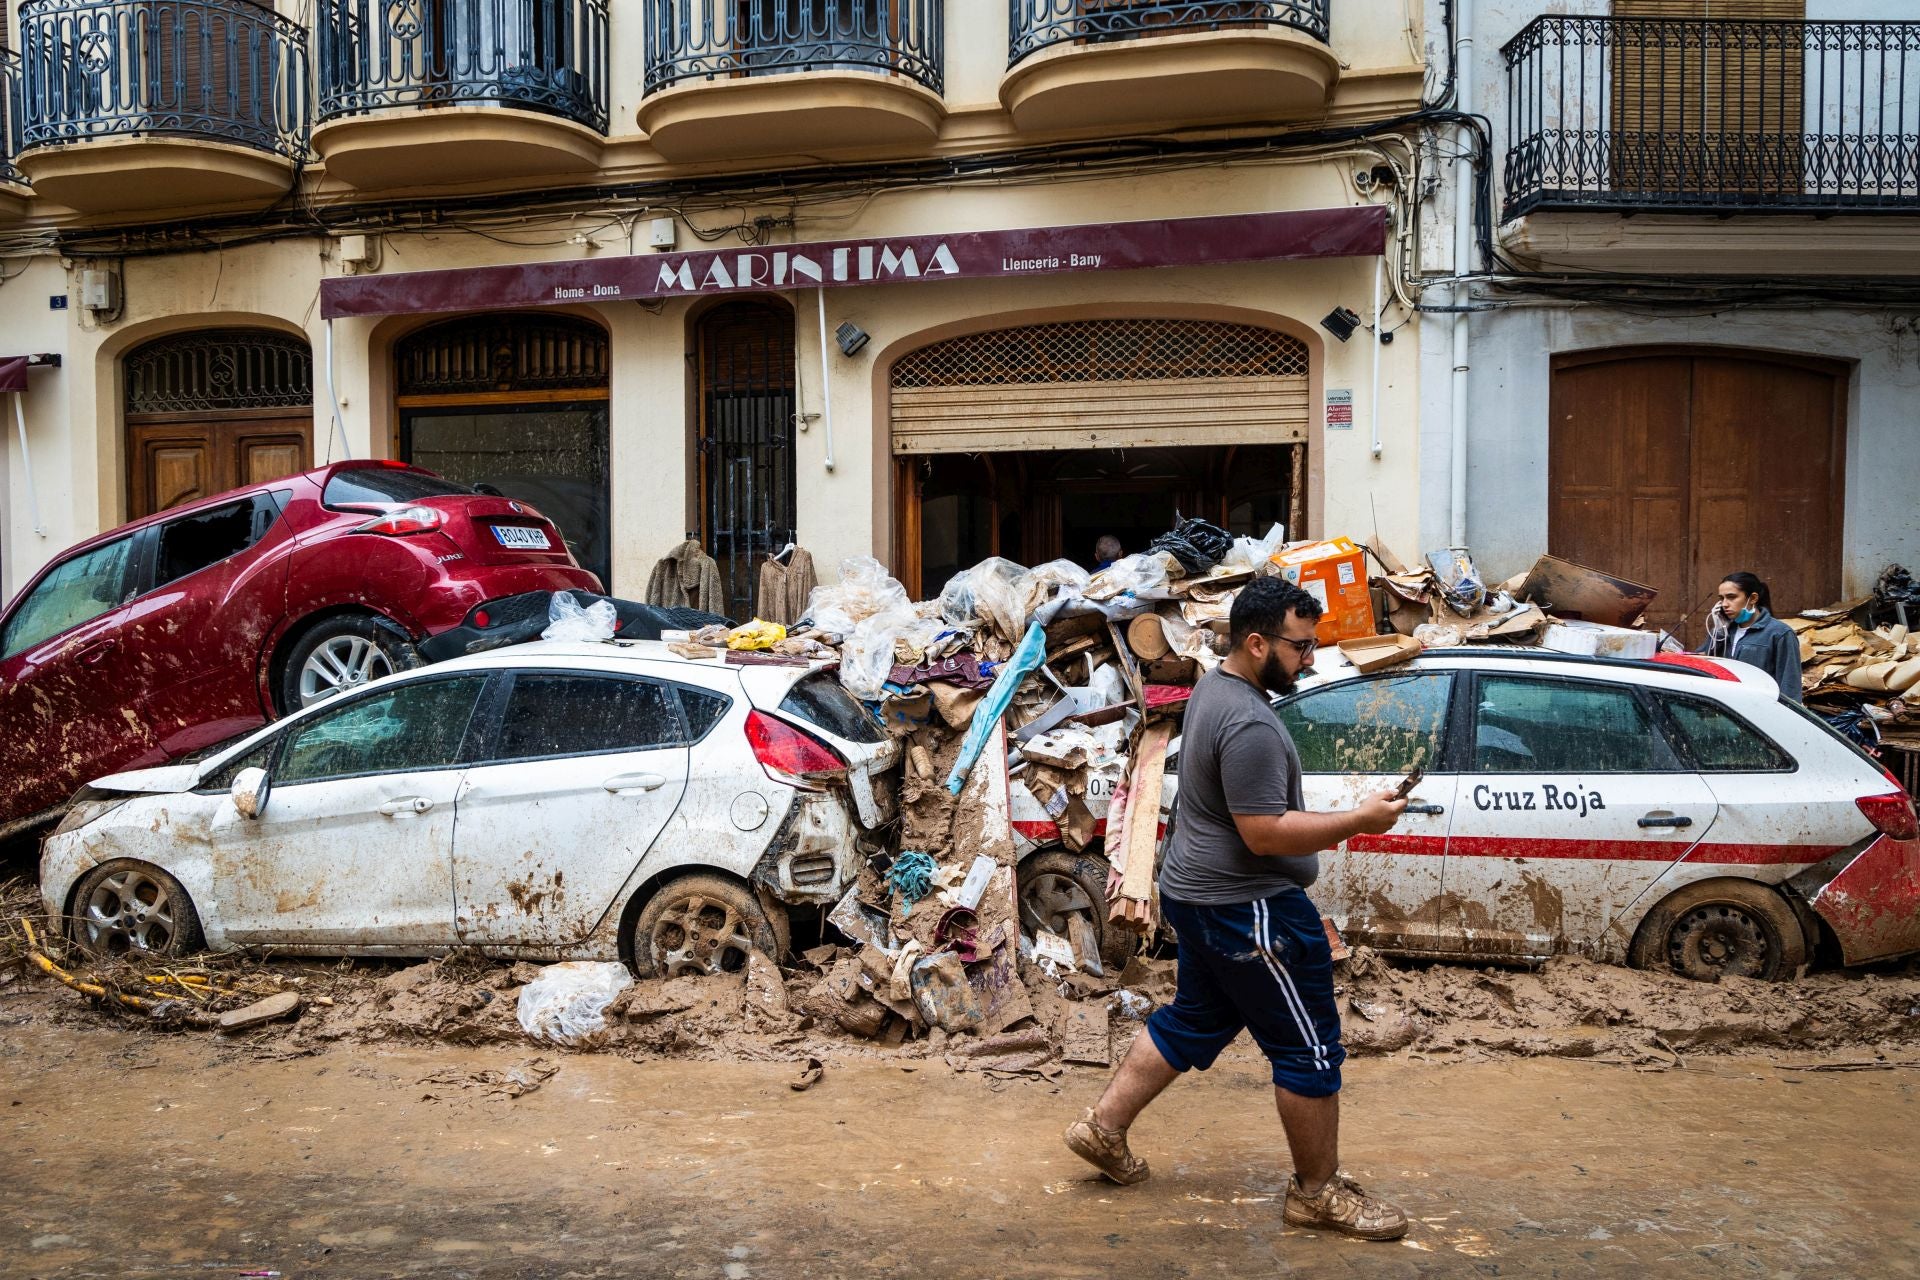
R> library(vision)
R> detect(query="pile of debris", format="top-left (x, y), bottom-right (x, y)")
top-left (1789, 566), bottom-right (1920, 763)
top-left (1375, 549), bottom-right (1662, 655)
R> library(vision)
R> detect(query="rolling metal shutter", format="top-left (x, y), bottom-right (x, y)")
top-left (889, 319), bottom-right (1311, 455)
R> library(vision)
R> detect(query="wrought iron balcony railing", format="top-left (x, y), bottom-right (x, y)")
top-left (1, 50), bottom-right (24, 186)
top-left (17, 0), bottom-right (308, 159)
top-left (1009, 0), bottom-right (1329, 67)
top-left (643, 0), bottom-right (943, 97)
top-left (318, 0), bottom-right (609, 133)
top-left (1503, 15), bottom-right (1920, 219)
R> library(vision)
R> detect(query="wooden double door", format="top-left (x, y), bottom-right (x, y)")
top-left (1548, 348), bottom-right (1846, 641)
top-left (128, 412), bottom-right (312, 518)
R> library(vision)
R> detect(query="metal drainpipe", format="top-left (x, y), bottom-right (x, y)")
top-left (816, 288), bottom-right (836, 473)
top-left (1448, 0), bottom-right (1474, 547)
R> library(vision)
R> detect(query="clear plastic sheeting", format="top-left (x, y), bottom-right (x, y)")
top-left (938, 557), bottom-right (1029, 642)
top-left (515, 961), bottom-right (634, 1048)
top-left (1223, 523), bottom-right (1287, 572)
top-left (541, 591), bottom-right (618, 642)
top-left (1083, 551), bottom-right (1177, 604)
top-left (805, 555), bottom-right (911, 639)
top-left (841, 605), bottom-right (943, 701)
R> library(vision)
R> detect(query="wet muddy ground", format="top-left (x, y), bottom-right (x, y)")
top-left (5, 975), bottom-right (1920, 1280)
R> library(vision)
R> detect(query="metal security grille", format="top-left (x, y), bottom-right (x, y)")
top-left (1, 50), bottom-right (24, 187)
top-left (125, 329), bottom-right (313, 414)
top-left (397, 313), bottom-right (608, 396)
top-left (890, 319), bottom-right (1313, 456)
top-left (644, 0), bottom-right (944, 96)
top-left (893, 319), bottom-right (1309, 387)
top-left (698, 301), bottom-right (796, 619)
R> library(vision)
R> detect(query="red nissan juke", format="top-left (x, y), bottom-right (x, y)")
top-left (0, 461), bottom-right (601, 838)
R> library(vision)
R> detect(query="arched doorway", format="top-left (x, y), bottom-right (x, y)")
top-left (1549, 347), bottom-right (1847, 638)
top-left (889, 318), bottom-right (1311, 597)
top-left (695, 300), bottom-right (796, 617)
top-left (395, 312), bottom-right (611, 589)
top-left (124, 328), bottom-right (314, 518)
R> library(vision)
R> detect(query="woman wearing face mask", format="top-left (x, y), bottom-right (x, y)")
top-left (1699, 571), bottom-right (1803, 702)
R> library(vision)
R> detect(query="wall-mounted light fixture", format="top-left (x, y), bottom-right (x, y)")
top-left (1319, 307), bottom-right (1361, 343)
top-left (835, 322), bottom-right (870, 357)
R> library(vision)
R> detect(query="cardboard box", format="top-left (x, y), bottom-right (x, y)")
top-left (1518, 555), bottom-right (1658, 628)
top-left (1272, 537), bottom-right (1375, 644)
top-left (1337, 633), bottom-right (1423, 673)
top-left (1541, 621), bottom-right (1660, 661)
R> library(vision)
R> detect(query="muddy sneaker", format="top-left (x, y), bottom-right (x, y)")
top-left (1283, 1173), bottom-right (1408, 1240)
top-left (1064, 1109), bottom-right (1150, 1185)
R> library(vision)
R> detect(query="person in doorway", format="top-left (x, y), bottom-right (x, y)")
top-left (1699, 571), bottom-right (1803, 702)
top-left (1094, 535), bottom-right (1124, 571)
top-left (1063, 577), bottom-right (1412, 1241)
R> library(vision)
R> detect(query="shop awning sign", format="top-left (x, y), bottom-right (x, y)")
top-left (320, 206), bottom-right (1388, 320)
top-left (0, 356), bottom-right (28, 394)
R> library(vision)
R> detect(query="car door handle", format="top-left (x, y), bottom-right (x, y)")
top-left (78, 639), bottom-right (117, 666)
top-left (1638, 814), bottom-right (1693, 829)
top-left (378, 796), bottom-right (434, 816)
top-left (604, 772), bottom-right (667, 793)
top-left (1405, 802), bottom-right (1445, 815)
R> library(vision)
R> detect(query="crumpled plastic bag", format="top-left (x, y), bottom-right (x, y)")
top-left (804, 555), bottom-right (910, 638)
top-left (1083, 552), bottom-right (1177, 603)
top-left (840, 604), bottom-right (924, 701)
top-left (1015, 559), bottom-right (1091, 630)
top-left (1427, 548), bottom-right (1487, 614)
top-left (1148, 515), bottom-right (1233, 575)
top-left (1223, 523), bottom-right (1287, 572)
top-left (938, 557), bottom-right (1028, 642)
top-left (726, 619), bottom-right (787, 651)
top-left (542, 591), bottom-right (618, 643)
top-left (515, 960), bottom-right (634, 1048)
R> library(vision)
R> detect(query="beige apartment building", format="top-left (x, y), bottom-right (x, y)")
top-left (0, 0), bottom-right (1434, 613)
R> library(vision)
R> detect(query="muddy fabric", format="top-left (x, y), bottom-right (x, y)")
top-left (1157, 668), bottom-right (1315, 905)
top-left (646, 540), bottom-right (726, 615)
top-left (756, 548), bottom-right (817, 627)
top-left (1147, 890), bottom-right (1344, 1096)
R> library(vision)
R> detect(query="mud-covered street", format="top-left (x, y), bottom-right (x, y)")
top-left (6, 961), bottom-right (1920, 1280)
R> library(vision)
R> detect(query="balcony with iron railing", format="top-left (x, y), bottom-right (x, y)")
top-left (637, 0), bottom-right (945, 161)
top-left (314, 0), bottom-right (609, 189)
top-left (14, 0), bottom-right (308, 215)
top-left (1001, 1), bottom-right (1337, 134)
top-left (1, 49), bottom-right (26, 211)
top-left (1503, 15), bottom-right (1920, 221)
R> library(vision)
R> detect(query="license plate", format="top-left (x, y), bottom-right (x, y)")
top-left (491, 525), bottom-right (551, 550)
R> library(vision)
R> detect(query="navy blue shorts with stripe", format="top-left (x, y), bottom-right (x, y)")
top-left (1145, 889), bottom-right (1345, 1097)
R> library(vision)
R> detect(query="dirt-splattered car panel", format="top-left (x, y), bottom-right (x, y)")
top-left (40, 641), bottom-right (896, 965)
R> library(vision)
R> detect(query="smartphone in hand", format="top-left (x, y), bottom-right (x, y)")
top-left (1390, 765), bottom-right (1424, 800)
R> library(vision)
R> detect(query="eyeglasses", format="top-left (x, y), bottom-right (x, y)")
top-left (1262, 633), bottom-right (1318, 656)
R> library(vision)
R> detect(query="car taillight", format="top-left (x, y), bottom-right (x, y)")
top-left (1856, 789), bottom-right (1919, 842)
top-left (355, 505), bottom-right (446, 535)
top-left (745, 710), bottom-right (845, 784)
top-left (472, 609), bottom-right (491, 628)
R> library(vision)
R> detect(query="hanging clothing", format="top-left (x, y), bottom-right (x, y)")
top-left (646, 540), bottom-right (726, 616)
top-left (756, 546), bottom-right (818, 626)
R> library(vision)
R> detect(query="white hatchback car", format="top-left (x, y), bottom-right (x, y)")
top-left (41, 640), bottom-right (897, 976)
top-left (1012, 647), bottom-right (1920, 981)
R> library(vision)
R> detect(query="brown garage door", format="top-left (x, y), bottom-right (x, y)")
top-left (1549, 348), bottom-right (1845, 640)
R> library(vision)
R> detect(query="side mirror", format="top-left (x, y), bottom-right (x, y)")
top-left (231, 767), bottom-right (268, 820)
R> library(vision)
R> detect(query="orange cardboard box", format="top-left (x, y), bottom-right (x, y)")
top-left (1272, 538), bottom-right (1376, 645)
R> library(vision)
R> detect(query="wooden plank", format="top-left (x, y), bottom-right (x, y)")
top-left (1061, 1002), bottom-right (1112, 1067)
top-left (1120, 723), bottom-right (1174, 904)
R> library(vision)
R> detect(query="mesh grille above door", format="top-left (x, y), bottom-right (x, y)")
top-left (889, 318), bottom-right (1311, 455)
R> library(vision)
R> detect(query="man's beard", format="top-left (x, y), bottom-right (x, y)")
top-left (1258, 648), bottom-right (1298, 695)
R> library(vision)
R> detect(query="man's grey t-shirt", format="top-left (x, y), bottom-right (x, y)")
top-left (1157, 667), bottom-right (1318, 905)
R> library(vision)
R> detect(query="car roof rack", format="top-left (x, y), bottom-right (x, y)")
top-left (1405, 646), bottom-right (1720, 681)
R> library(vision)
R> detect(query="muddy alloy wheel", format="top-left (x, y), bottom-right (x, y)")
top-left (69, 861), bottom-right (202, 959)
top-left (1629, 879), bottom-right (1807, 983)
top-left (1018, 850), bottom-right (1135, 973)
top-left (631, 873), bottom-right (784, 979)
top-left (280, 615), bottom-right (421, 713)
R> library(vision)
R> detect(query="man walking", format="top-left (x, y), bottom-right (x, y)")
top-left (1065, 577), bottom-right (1412, 1240)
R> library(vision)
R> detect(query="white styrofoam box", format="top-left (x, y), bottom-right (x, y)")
top-left (1542, 621), bottom-right (1659, 661)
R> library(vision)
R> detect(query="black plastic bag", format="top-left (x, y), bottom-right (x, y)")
top-left (1148, 514), bottom-right (1234, 576)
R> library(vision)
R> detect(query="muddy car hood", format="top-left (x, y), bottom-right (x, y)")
top-left (87, 764), bottom-right (206, 795)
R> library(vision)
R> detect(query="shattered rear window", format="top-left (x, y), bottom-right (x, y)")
top-left (779, 673), bottom-right (883, 744)
top-left (676, 686), bottom-right (730, 741)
